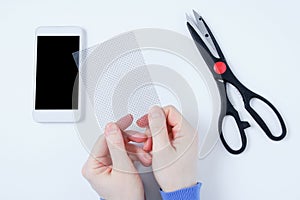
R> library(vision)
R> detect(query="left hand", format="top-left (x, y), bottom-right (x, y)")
top-left (82, 115), bottom-right (151, 200)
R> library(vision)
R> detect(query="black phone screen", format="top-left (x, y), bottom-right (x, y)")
top-left (35, 36), bottom-right (79, 110)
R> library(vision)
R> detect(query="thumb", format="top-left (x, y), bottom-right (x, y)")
top-left (148, 106), bottom-right (172, 151)
top-left (104, 123), bottom-right (134, 172)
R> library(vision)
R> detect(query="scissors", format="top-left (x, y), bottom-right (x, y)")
top-left (186, 10), bottom-right (287, 154)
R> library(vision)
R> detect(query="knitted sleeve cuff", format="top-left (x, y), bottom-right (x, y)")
top-left (160, 182), bottom-right (202, 200)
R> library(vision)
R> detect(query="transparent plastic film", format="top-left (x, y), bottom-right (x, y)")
top-left (72, 29), bottom-right (222, 173)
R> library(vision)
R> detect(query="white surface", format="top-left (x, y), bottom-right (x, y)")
top-left (0, 0), bottom-right (299, 200)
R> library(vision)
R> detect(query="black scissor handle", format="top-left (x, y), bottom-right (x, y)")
top-left (244, 91), bottom-right (287, 141)
top-left (219, 99), bottom-right (250, 154)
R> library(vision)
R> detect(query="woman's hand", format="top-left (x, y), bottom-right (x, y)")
top-left (137, 106), bottom-right (199, 192)
top-left (82, 115), bottom-right (151, 200)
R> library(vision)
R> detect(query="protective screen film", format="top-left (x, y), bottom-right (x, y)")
top-left (72, 29), bottom-right (222, 173)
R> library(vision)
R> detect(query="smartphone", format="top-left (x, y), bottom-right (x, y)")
top-left (33, 26), bottom-right (85, 122)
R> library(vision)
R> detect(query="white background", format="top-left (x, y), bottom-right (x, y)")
top-left (1, 0), bottom-right (300, 200)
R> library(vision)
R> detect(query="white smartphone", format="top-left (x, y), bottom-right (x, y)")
top-left (33, 26), bottom-right (85, 122)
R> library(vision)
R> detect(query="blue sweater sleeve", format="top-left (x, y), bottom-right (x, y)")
top-left (160, 182), bottom-right (201, 200)
top-left (100, 182), bottom-right (201, 200)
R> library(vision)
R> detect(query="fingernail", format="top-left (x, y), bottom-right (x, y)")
top-left (106, 123), bottom-right (118, 135)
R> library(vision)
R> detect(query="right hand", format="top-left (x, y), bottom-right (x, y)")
top-left (82, 114), bottom-right (152, 200)
top-left (137, 105), bottom-right (199, 192)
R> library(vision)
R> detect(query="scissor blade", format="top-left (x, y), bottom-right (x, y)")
top-left (192, 10), bottom-right (201, 19)
top-left (192, 10), bottom-right (205, 33)
top-left (187, 11), bottom-right (220, 59)
top-left (186, 13), bottom-right (202, 37)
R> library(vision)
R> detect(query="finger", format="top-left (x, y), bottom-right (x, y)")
top-left (136, 116), bottom-right (153, 151)
top-left (116, 114), bottom-right (136, 144)
top-left (88, 114), bottom-right (133, 160)
top-left (137, 106), bottom-right (183, 128)
top-left (163, 105), bottom-right (183, 128)
top-left (148, 106), bottom-right (172, 151)
top-left (126, 143), bottom-right (152, 167)
top-left (116, 114), bottom-right (133, 130)
top-left (143, 137), bottom-right (152, 152)
top-left (141, 128), bottom-right (152, 152)
top-left (125, 129), bottom-right (152, 152)
top-left (117, 115), bottom-right (148, 143)
top-left (90, 135), bottom-right (109, 159)
top-left (128, 153), bottom-right (151, 167)
top-left (85, 135), bottom-right (112, 174)
top-left (123, 130), bottom-right (148, 143)
top-left (136, 114), bottom-right (149, 127)
top-left (105, 123), bottom-right (134, 171)
top-left (163, 105), bottom-right (196, 141)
